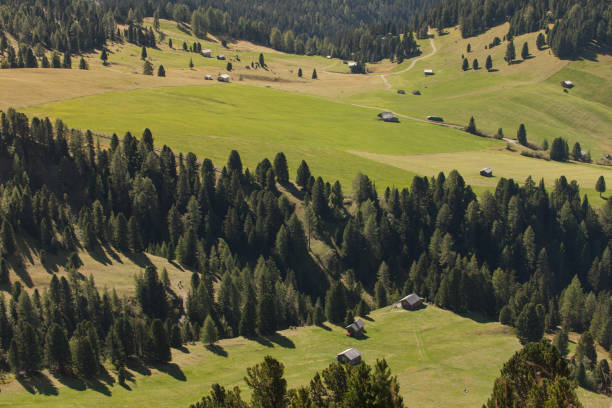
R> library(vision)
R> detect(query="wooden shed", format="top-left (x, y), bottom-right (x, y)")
top-left (397, 89), bottom-right (406, 94)
top-left (424, 69), bottom-right (434, 76)
top-left (345, 319), bottom-right (365, 336)
top-left (561, 80), bottom-right (574, 89)
top-left (336, 348), bottom-right (362, 365)
top-left (201, 49), bottom-right (212, 57)
top-left (480, 168), bottom-right (493, 177)
top-left (398, 293), bottom-right (424, 310)
top-left (218, 74), bottom-right (230, 82)
top-left (378, 112), bottom-right (399, 123)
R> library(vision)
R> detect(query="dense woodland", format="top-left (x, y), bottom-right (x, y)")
top-left (423, 0), bottom-right (612, 58)
top-left (0, 109), bottom-right (611, 394)
top-left (0, 0), bottom-right (423, 64)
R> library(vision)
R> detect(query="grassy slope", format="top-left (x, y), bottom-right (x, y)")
top-left (1, 305), bottom-right (608, 407)
top-left (0, 306), bottom-right (521, 407)
top-left (7, 244), bottom-right (191, 298)
top-left (349, 24), bottom-right (612, 157)
top-left (23, 84), bottom-right (498, 191)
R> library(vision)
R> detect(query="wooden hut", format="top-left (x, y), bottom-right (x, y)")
top-left (480, 168), bottom-right (493, 177)
top-left (398, 293), bottom-right (424, 310)
top-left (378, 112), bottom-right (399, 123)
top-left (345, 319), bottom-right (365, 336)
top-left (336, 348), bottom-right (361, 365)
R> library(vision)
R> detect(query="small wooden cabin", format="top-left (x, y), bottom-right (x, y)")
top-left (217, 55), bottom-right (226, 60)
top-left (218, 74), bottom-right (230, 82)
top-left (201, 49), bottom-right (212, 57)
top-left (399, 293), bottom-right (424, 310)
top-left (412, 90), bottom-right (421, 95)
top-left (345, 319), bottom-right (365, 336)
top-left (424, 69), bottom-right (434, 76)
top-left (204, 74), bottom-right (213, 80)
top-left (336, 348), bottom-right (361, 365)
top-left (561, 80), bottom-right (574, 89)
top-left (397, 89), bottom-right (406, 94)
top-left (378, 112), bottom-right (399, 123)
top-left (480, 167), bottom-right (493, 177)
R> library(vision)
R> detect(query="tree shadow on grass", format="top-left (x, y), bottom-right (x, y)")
top-left (175, 345), bottom-right (190, 353)
top-left (56, 373), bottom-right (86, 391)
top-left (156, 362), bottom-right (187, 381)
top-left (127, 359), bottom-right (151, 376)
top-left (205, 344), bottom-right (228, 357)
top-left (361, 315), bottom-right (375, 322)
top-left (17, 372), bottom-right (58, 395)
top-left (252, 336), bottom-right (274, 348)
top-left (86, 244), bottom-right (114, 266)
top-left (316, 323), bottom-right (332, 331)
top-left (125, 252), bottom-right (155, 269)
top-left (459, 310), bottom-right (496, 324)
top-left (86, 377), bottom-right (112, 396)
top-left (268, 333), bottom-right (295, 349)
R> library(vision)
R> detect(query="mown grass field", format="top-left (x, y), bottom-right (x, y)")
top-left (23, 83), bottom-right (499, 191)
top-left (2, 305), bottom-right (608, 408)
top-left (349, 24), bottom-right (612, 158)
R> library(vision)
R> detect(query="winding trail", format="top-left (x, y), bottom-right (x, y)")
top-left (378, 37), bottom-right (438, 90)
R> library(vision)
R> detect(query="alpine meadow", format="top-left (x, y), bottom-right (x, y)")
top-left (0, 0), bottom-right (611, 407)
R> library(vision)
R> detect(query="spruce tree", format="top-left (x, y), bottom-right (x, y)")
top-left (143, 60), bottom-right (153, 75)
top-left (550, 138), bottom-right (569, 161)
top-left (169, 38), bottom-right (173, 49)
top-left (596, 176), bottom-right (606, 198)
top-left (273, 152), bottom-right (289, 183)
top-left (8, 339), bottom-right (20, 374)
top-left (45, 323), bottom-right (71, 373)
top-left (1, 219), bottom-right (15, 255)
top-left (298, 67), bottom-right (302, 77)
top-left (41, 55), bottom-right (49, 68)
top-left (244, 356), bottom-right (287, 408)
top-left (521, 42), bottom-right (529, 59)
top-left (239, 281), bottom-right (257, 337)
top-left (466, 116), bottom-right (477, 134)
top-left (71, 335), bottom-right (97, 378)
top-left (505, 40), bottom-right (516, 64)
top-left (157, 64), bottom-right (166, 77)
top-left (571, 142), bottom-right (582, 160)
top-left (189, 58), bottom-right (194, 69)
top-left (62, 51), bottom-right (71, 68)
top-left (517, 124), bottom-right (527, 146)
top-left (259, 53), bottom-right (265, 67)
top-left (100, 49), bottom-right (108, 65)
top-left (201, 315), bottom-right (218, 345)
top-left (536, 33), bottom-right (545, 50)
top-left (472, 58), bottom-right (479, 70)
top-left (141, 46), bottom-right (147, 60)
top-left (553, 327), bottom-right (569, 357)
top-left (516, 303), bottom-right (544, 344)
top-left (462, 58), bottom-right (469, 71)
top-left (147, 318), bottom-right (171, 363)
top-left (485, 55), bottom-right (493, 71)
top-left (312, 68), bottom-right (317, 79)
top-left (296, 160), bottom-right (311, 190)
top-left (325, 282), bottom-right (346, 324)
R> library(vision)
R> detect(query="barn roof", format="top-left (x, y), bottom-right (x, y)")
top-left (337, 348), bottom-right (361, 360)
top-left (378, 112), bottom-right (396, 120)
top-left (345, 319), bottom-right (365, 332)
top-left (481, 167), bottom-right (492, 173)
top-left (399, 293), bottom-right (423, 306)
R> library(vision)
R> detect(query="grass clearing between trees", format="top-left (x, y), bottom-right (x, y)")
top-left (1, 304), bottom-right (608, 407)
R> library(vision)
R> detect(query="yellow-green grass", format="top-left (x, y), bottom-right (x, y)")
top-left (5, 244), bottom-right (190, 298)
top-left (23, 83), bottom-right (499, 191)
top-left (0, 306), bottom-right (521, 407)
top-left (351, 149), bottom-right (612, 204)
top-left (348, 24), bottom-right (612, 158)
top-left (2, 305), bottom-right (608, 407)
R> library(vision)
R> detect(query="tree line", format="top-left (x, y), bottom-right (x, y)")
top-left (421, 0), bottom-right (612, 58)
top-left (0, 109), bottom-right (611, 396)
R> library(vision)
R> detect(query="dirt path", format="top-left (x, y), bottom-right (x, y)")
top-left (377, 37), bottom-right (438, 90)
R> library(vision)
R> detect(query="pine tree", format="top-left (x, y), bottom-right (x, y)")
top-left (226, 62), bottom-right (232, 71)
top-left (147, 318), bottom-right (171, 363)
top-left (189, 58), bottom-right (194, 69)
top-left (517, 124), bottom-right (527, 146)
top-left (157, 64), bottom-right (166, 77)
top-left (45, 323), bottom-right (71, 373)
top-left (259, 53), bottom-right (265, 67)
top-left (550, 138), bottom-right (569, 161)
top-left (143, 60), bottom-right (153, 75)
top-left (312, 68), bottom-right (317, 79)
top-left (17, 322), bottom-right (42, 373)
top-left (201, 315), bottom-right (218, 345)
top-left (472, 58), bottom-right (479, 70)
top-left (239, 281), bottom-right (257, 337)
top-left (467, 43), bottom-right (471, 53)
top-left (325, 282), bottom-right (346, 324)
top-left (596, 176), bottom-right (606, 198)
top-left (571, 142), bottom-right (582, 160)
top-left (312, 299), bottom-right (325, 325)
top-left (462, 58), bottom-right (469, 71)
top-left (521, 42), bottom-right (529, 59)
top-left (536, 33), bottom-right (546, 50)
top-left (466, 116), bottom-right (477, 134)
top-left (8, 339), bottom-right (20, 374)
top-left (374, 280), bottom-right (387, 308)
top-left (62, 51), bottom-right (71, 68)
top-left (273, 152), bottom-right (289, 183)
top-left (485, 55), bottom-right (493, 71)
top-left (297, 68), bottom-right (302, 77)
top-left (296, 160), bottom-right (311, 190)
top-left (245, 356), bottom-right (287, 408)
top-left (552, 327), bottom-right (569, 357)
top-left (516, 303), bottom-right (544, 344)
top-left (100, 49), bottom-right (108, 65)
top-left (505, 40), bottom-right (516, 64)
top-left (71, 335), bottom-right (97, 378)
top-left (168, 38), bottom-right (173, 49)
top-left (141, 46), bottom-right (147, 60)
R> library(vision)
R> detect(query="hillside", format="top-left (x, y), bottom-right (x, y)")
top-left (2, 19), bottom-right (611, 203)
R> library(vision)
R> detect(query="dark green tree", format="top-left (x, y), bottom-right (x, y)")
top-left (141, 46), bottom-right (147, 60)
top-left (239, 281), bottom-right (257, 337)
top-left (44, 323), bottom-right (71, 373)
top-left (312, 68), bottom-right (317, 79)
top-left (296, 160), bottom-right (311, 190)
top-left (550, 137), bottom-right (569, 161)
top-left (79, 57), bottom-right (88, 70)
top-left (472, 58), bottom-right (479, 70)
top-left (536, 33), bottom-right (546, 50)
top-left (157, 64), bottom-right (166, 77)
top-left (462, 58), bottom-right (469, 71)
top-left (143, 60), bottom-right (153, 75)
top-left (596, 176), bottom-right (606, 198)
top-left (100, 49), bottom-right (108, 65)
top-left (466, 116), bottom-right (477, 134)
top-left (485, 55), bottom-right (493, 71)
top-left (552, 327), bottom-right (569, 357)
top-left (517, 123), bottom-right (527, 146)
top-left (201, 315), bottom-right (219, 345)
top-left (515, 303), bottom-right (544, 344)
top-left (147, 318), bottom-right (171, 363)
top-left (244, 356), bottom-right (287, 408)
top-left (325, 282), bottom-right (346, 325)
top-left (297, 68), bottom-right (302, 77)
top-left (505, 40), bottom-right (516, 64)
top-left (521, 42), bottom-right (529, 59)
top-left (273, 152), bottom-right (289, 183)
top-left (62, 51), bottom-right (71, 68)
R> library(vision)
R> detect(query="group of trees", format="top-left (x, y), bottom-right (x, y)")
top-left (0, 109), bottom-right (612, 396)
top-left (422, 0), bottom-right (612, 58)
top-left (190, 355), bottom-right (404, 408)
